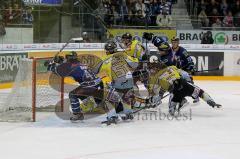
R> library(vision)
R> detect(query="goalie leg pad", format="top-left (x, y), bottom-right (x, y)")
top-left (69, 91), bottom-right (81, 113)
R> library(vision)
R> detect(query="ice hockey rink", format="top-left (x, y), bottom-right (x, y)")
top-left (0, 80), bottom-right (240, 159)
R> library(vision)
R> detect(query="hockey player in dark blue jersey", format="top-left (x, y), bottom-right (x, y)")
top-left (151, 36), bottom-right (176, 66)
top-left (151, 36), bottom-right (193, 108)
top-left (171, 37), bottom-right (195, 74)
top-left (171, 37), bottom-right (199, 103)
top-left (45, 51), bottom-right (122, 122)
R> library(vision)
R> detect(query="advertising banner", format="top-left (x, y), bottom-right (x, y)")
top-left (177, 30), bottom-right (240, 44)
top-left (109, 29), bottom-right (176, 43)
top-left (234, 53), bottom-right (240, 75)
top-left (0, 52), bottom-right (28, 83)
top-left (23, 0), bottom-right (63, 6)
top-left (189, 52), bottom-right (224, 76)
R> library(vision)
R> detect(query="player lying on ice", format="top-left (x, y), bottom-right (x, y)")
top-left (151, 35), bottom-right (199, 106)
top-left (146, 53), bottom-right (222, 116)
top-left (44, 51), bottom-right (132, 123)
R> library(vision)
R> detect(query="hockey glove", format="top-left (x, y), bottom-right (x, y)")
top-left (186, 65), bottom-right (196, 75)
top-left (54, 56), bottom-right (64, 64)
top-left (44, 60), bottom-right (50, 67)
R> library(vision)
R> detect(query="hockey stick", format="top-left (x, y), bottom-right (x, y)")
top-left (194, 67), bottom-right (219, 73)
top-left (132, 93), bottom-right (170, 114)
top-left (195, 61), bottom-right (224, 73)
top-left (54, 37), bottom-right (83, 58)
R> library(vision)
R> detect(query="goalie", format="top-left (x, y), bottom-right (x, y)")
top-left (44, 51), bottom-right (122, 122)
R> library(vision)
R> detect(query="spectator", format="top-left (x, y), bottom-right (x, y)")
top-left (197, 0), bottom-right (207, 15)
top-left (206, 0), bottom-right (220, 16)
top-left (82, 32), bottom-right (91, 43)
top-left (201, 31), bottom-right (214, 44)
top-left (198, 7), bottom-right (209, 27)
top-left (0, 19), bottom-right (6, 36)
top-left (212, 18), bottom-right (222, 30)
top-left (131, 10), bottom-right (145, 26)
top-left (135, 0), bottom-right (146, 17)
top-left (102, 0), bottom-right (114, 27)
top-left (112, 6), bottom-right (121, 25)
top-left (234, 13), bottom-right (240, 29)
top-left (231, 0), bottom-right (240, 16)
top-left (22, 7), bottom-right (33, 24)
top-left (150, 0), bottom-right (161, 25)
top-left (128, 0), bottom-right (137, 15)
top-left (209, 8), bottom-right (220, 26)
top-left (220, 0), bottom-right (229, 15)
top-left (12, 3), bottom-right (21, 23)
top-left (223, 10), bottom-right (234, 28)
top-left (159, 0), bottom-right (171, 15)
top-left (156, 8), bottom-right (172, 27)
top-left (4, 6), bottom-right (14, 24)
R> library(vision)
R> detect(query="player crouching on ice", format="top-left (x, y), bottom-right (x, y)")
top-left (44, 51), bottom-right (123, 123)
top-left (147, 55), bottom-right (222, 116)
top-left (95, 40), bottom-right (139, 124)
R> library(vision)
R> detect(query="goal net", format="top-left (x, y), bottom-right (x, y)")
top-left (0, 58), bottom-right (64, 122)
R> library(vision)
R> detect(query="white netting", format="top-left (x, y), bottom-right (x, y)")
top-left (0, 58), bottom-right (63, 122)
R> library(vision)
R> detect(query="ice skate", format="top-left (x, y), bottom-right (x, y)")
top-left (207, 100), bottom-right (222, 108)
top-left (70, 112), bottom-right (84, 122)
top-left (101, 116), bottom-right (119, 125)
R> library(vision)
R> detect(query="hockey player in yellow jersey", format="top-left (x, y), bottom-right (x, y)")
top-left (121, 33), bottom-right (145, 61)
top-left (147, 54), bottom-right (222, 116)
top-left (95, 40), bottom-right (140, 124)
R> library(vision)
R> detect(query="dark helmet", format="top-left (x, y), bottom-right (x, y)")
top-left (152, 36), bottom-right (170, 51)
top-left (104, 40), bottom-right (117, 54)
top-left (152, 36), bottom-right (165, 47)
top-left (171, 36), bottom-right (180, 42)
top-left (65, 51), bottom-right (78, 62)
top-left (122, 33), bottom-right (132, 40)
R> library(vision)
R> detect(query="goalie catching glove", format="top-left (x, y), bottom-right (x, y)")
top-left (44, 56), bottom-right (64, 67)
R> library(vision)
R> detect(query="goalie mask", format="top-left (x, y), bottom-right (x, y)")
top-left (104, 40), bottom-right (117, 55)
top-left (65, 51), bottom-right (78, 62)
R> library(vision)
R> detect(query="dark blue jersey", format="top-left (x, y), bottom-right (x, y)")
top-left (160, 49), bottom-right (176, 66)
top-left (48, 61), bottom-right (100, 84)
top-left (173, 46), bottom-right (194, 71)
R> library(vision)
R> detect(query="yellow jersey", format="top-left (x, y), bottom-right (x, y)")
top-left (125, 40), bottom-right (145, 60)
top-left (148, 66), bottom-right (181, 95)
top-left (97, 52), bottom-right (139, 89)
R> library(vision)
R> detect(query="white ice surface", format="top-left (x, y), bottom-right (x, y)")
top-left (0, 81), bottom-right (240, 159)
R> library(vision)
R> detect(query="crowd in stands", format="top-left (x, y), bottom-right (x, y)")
top-left (196, 0), bottom-right (240, 29)
top-left (102, 0), bottom-right (175, 28)
top-left (0, 0), bottom-right (33, 26)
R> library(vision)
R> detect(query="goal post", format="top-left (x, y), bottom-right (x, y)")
top-left (0, 57), bottom-right (64, 122)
